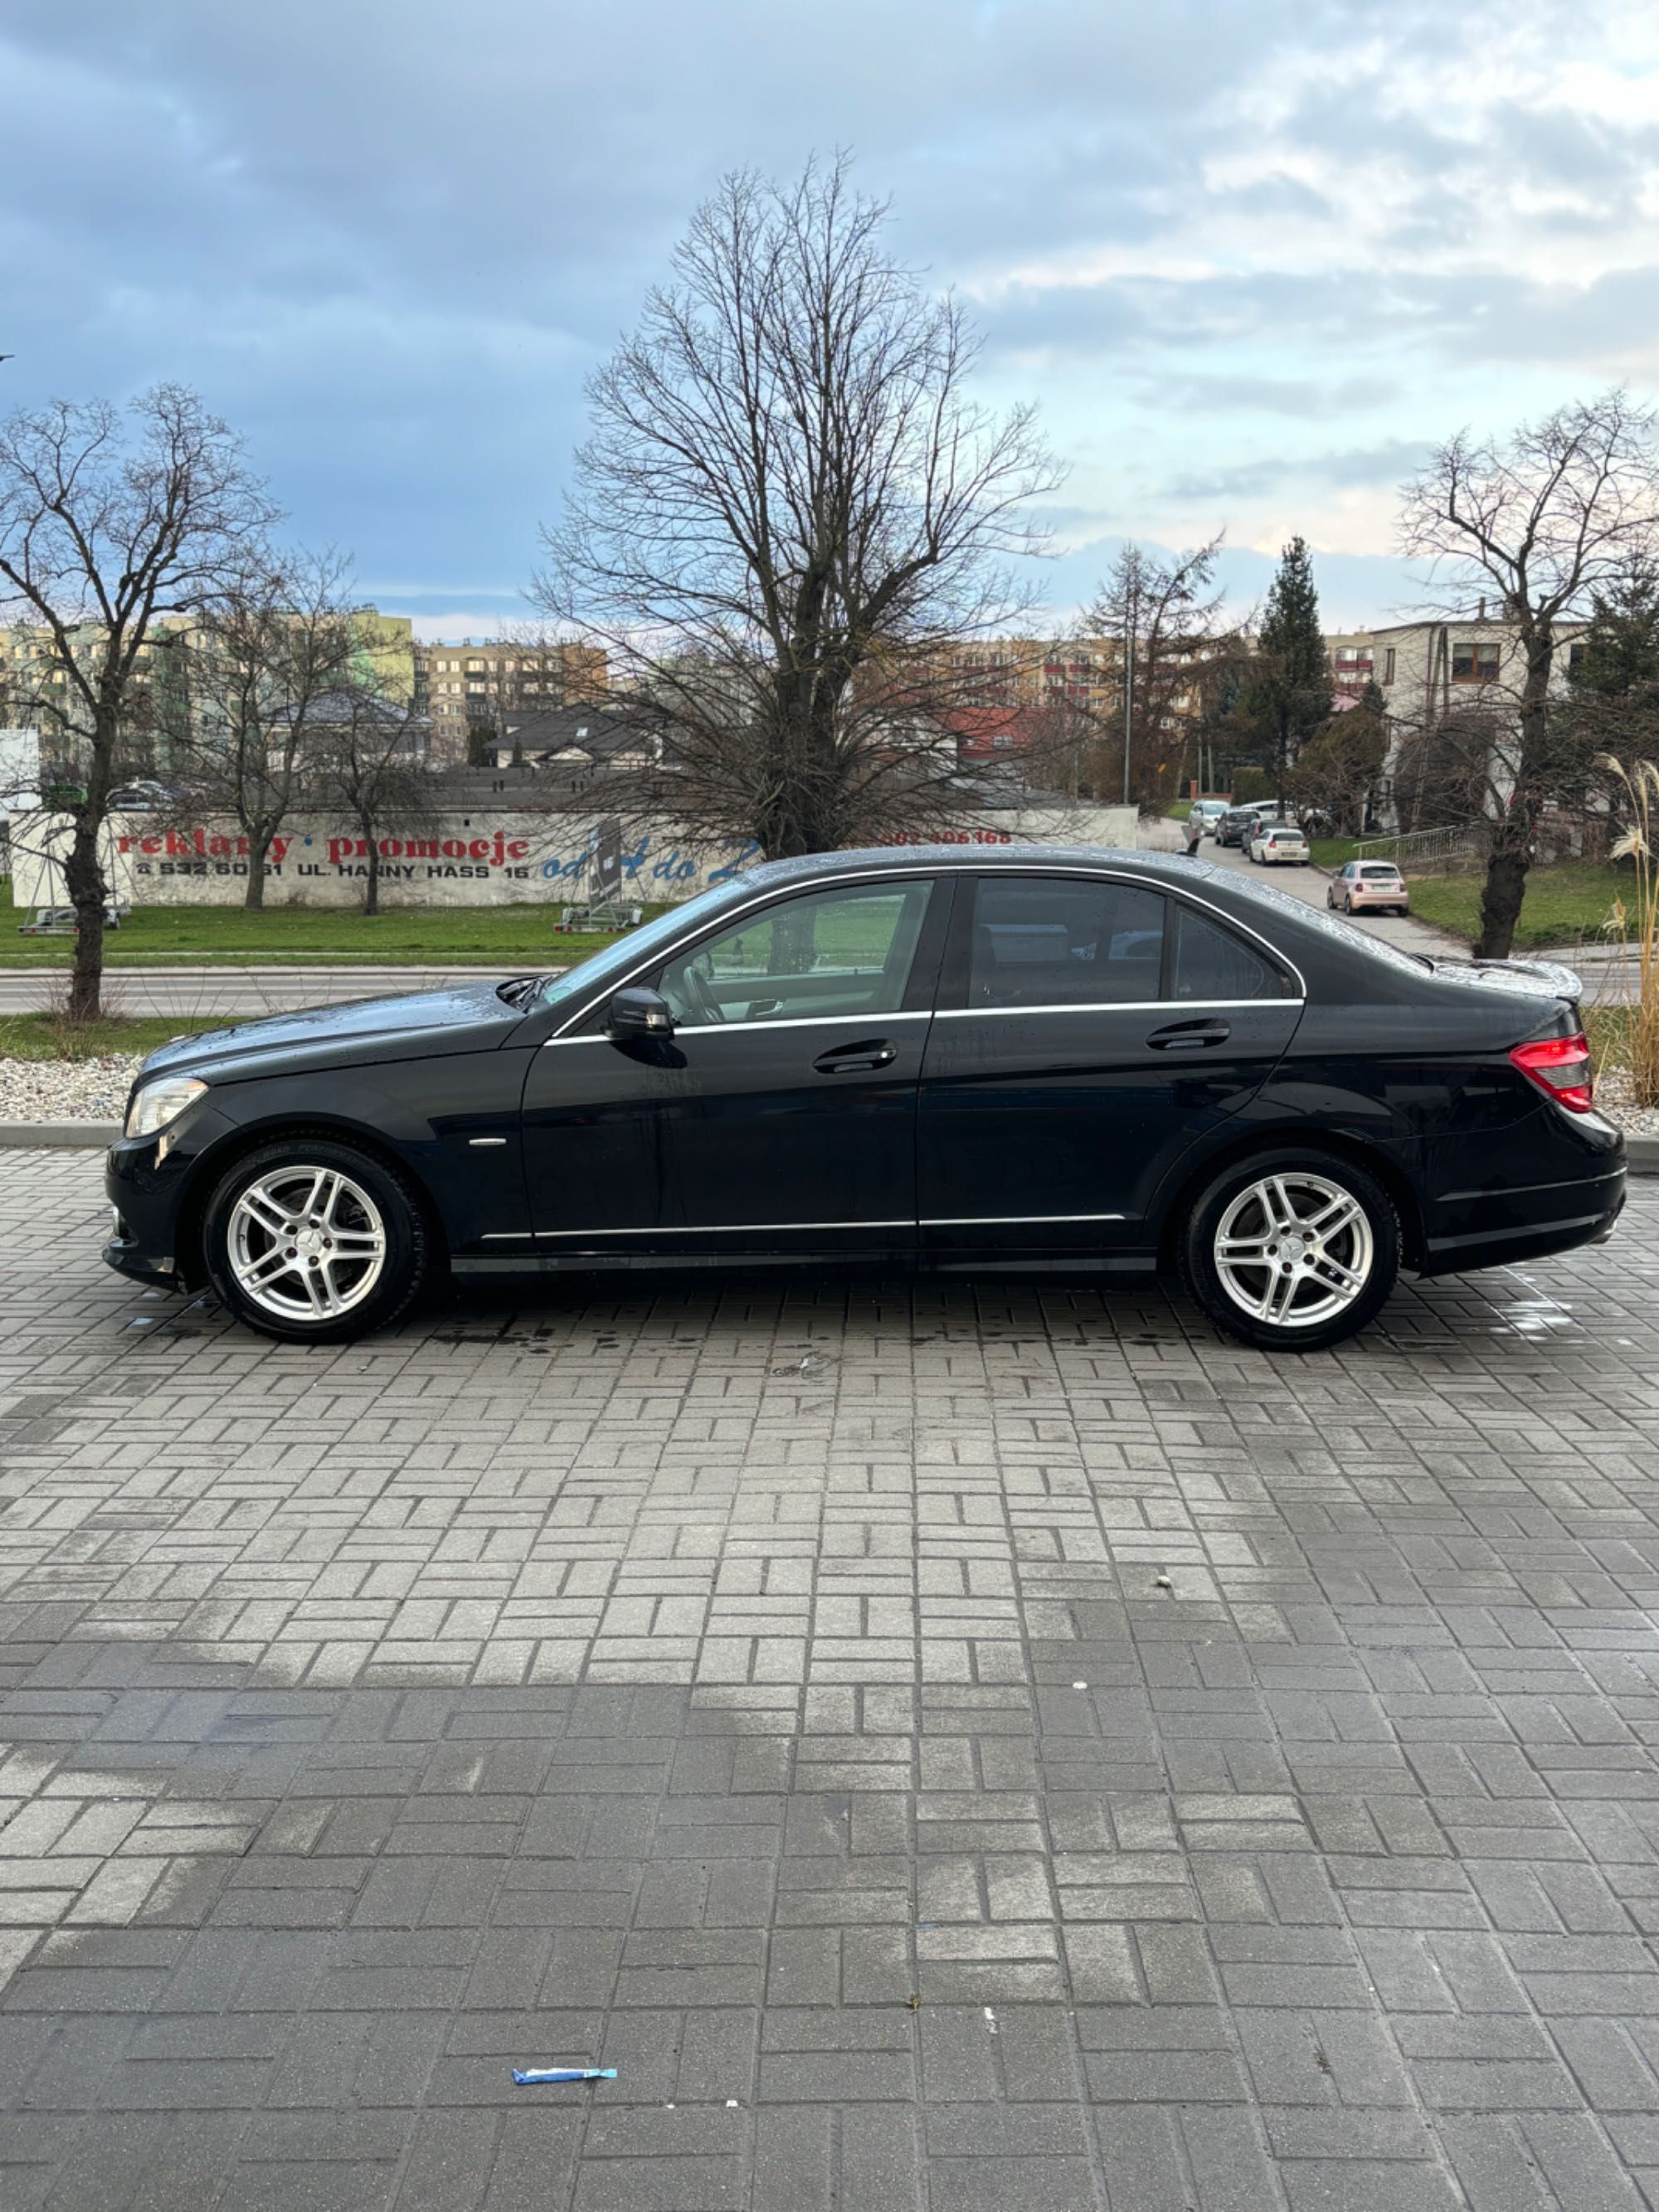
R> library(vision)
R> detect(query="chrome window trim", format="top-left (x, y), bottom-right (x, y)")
top-left (541, 861), bottom-right (1308, 1042)
top-left (934, 997), bottom-right (1302, 1021)
top-left (670, 1010), bottom-right (932, 1040)
top-left (546, 865), bottom-right (946, 1041)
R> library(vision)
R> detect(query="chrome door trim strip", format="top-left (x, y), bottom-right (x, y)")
top-left (512, 1213), bottom-right (1132, 1239)
top-left (922, 1211), bottom-right (1126, 1225)
top-left (532, 1218), bottom-right (914, 1237)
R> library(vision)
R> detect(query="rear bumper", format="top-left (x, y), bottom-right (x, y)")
top-left (1417, 1163), bottom-right (1627, 1276)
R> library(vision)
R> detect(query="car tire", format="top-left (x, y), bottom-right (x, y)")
top-left (1178, 1147), bottom-right (1400, 1353)
top-left (201, 1135), bottom-right (430, 1344)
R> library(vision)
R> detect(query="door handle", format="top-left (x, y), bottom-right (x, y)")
top-left (813, 1039), bottom-right (897, 1074)
top-left (1147, 1019), bottom-right (1230, 1052)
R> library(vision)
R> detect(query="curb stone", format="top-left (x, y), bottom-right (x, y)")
top-left (0, 1123), bottom-right (120, 1149)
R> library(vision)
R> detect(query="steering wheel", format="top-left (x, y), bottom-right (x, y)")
top-left (678, 952), bottom-right (723, 1025)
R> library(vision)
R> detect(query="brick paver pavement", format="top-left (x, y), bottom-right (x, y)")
top-left (2, 1149), bottom-right (1658, 2209)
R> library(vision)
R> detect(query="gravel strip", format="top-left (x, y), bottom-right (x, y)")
top-left (0, 1055), bottom-right (139, 1124)
top-left (5, 1050), bottom-right (1659, 1139)
top-left (1593, 1068), bottom-right (1659, 1137)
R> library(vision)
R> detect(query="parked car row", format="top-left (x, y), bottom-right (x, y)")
top-left (1194, 803), bottom-right (1413, 907)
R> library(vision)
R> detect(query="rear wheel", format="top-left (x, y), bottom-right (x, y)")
top-left (202, 1136), bottom-right (428, 1344)
top-left (1179, 1149), bottom-right (1399, 1352)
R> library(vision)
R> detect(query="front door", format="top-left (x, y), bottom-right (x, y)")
top-left (520, 873), bottom-right (948, 1262)
top-left (917, 872), bottom-right (1303, 1262)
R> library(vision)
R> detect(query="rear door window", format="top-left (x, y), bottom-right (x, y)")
top-left (967, 878), bottom-right (1165, 1007)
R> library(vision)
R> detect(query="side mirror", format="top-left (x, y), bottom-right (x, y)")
top-left (608, 985), bottom-right (675, 1039)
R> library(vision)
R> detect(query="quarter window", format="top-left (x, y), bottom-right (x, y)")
top-left (658, 879), bottom-right (936, 1026)
top-left (968, 878), bottom-right (1165, 1008)
top-left (1170, 902), bottom-right (1286, 1001)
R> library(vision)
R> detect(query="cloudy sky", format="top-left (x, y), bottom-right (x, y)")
top-left (3, 0), bottom-right (1656, 637)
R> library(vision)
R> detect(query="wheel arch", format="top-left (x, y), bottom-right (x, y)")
top-left (1155, 1125), bottom-right (1428, 1275)
top-left (173, 1116), bottom-right (452, 1291)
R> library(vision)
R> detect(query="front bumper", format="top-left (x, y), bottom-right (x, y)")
top-left (102, 1101), bottom-right (241, 1291)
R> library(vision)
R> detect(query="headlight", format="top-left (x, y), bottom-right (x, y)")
top-left (125, 1077), bottom-right (207, 1140)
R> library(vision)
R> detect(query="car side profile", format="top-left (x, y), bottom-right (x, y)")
top-left (1330, 859), bottom-right (1411, 915)
top-left (105, 847), bottom-right (1624, 1354)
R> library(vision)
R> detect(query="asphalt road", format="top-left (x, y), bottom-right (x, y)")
top-left (1196, 833), bottom-right (1464, 956)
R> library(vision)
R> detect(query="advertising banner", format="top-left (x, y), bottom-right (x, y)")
top-left (10, 804), bottom-right (1139, 910)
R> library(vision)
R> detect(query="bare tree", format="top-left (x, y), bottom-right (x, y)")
top-left (0, 385), bottom-right (276, 1016)
top-left (1085, 539), bottom-right (1240, 811)
top-left (1398, 391), bottom-right (1659, 957)
top-left (167, 548), bottom-right (358, 908)
top-left (311, 689), bottom-right (434, 916)
top-left (535, 156), bottom-right (1060, 857)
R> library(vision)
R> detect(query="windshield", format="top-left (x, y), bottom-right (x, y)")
top-left (537, 874), bottom-right (757, 1009)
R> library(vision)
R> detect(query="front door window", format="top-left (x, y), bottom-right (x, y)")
top-left (658, 878), bottom-right (937, 1026)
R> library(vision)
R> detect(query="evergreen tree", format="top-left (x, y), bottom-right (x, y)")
top-left (1238, 536), bottom-right (1333, 803)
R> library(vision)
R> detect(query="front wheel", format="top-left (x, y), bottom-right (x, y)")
top-left (1179, 1150), bottom-right (1399, 1352)
top-left (202, 1136), bottom-right (429, 1344)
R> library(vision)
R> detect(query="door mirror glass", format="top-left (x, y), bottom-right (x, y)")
top-left (608, 985), bottom-right (676, 1038)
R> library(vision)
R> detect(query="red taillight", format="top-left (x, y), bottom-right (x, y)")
top-left (1510, 1032), bottom-right (1595, 1113)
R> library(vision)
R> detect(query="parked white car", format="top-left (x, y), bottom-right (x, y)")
top-left (1249, 822), bottom-right (1309, 865)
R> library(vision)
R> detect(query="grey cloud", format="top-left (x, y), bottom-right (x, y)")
top-left (1165, 439), bottom-right (1428, 503)
top-left (0, 0), bottom-right (1644, 626)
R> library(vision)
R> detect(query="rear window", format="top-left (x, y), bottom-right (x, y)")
top-left (1360, 865), bottom-right (1400, 879)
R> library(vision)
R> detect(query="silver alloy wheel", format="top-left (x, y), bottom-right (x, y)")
top-left (227, 1164), bottom-right (388, 1323)
top-left (1213, 1170), bottom-right (1374, 1330)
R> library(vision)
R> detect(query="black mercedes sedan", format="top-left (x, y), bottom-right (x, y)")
top-left (105, 847), bottom-right (1625, 1353)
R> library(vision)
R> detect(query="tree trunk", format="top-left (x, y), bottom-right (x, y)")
top-left (1476, 640), bottom-right (1553, 960)
top-left (63, 814), bottom-right (107, 1024)
top-left (1475, 825), bottom-right (1530, 959)
top-left (245, 831), bottom-right (270, 911)
top-left (363, 830), bottom-right (380, 917)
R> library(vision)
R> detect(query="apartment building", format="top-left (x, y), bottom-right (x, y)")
top-left (940, 637), bottom-right (1123, 711)
top-left (1324, 617), bottom-right (1590, 830)
top-left (414, 639), bottom-right (607, 764)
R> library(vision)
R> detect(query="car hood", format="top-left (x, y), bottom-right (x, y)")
top-left (139, 978), bottom-right (528, 1082)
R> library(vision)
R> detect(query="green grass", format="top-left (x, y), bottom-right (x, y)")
top-left (0, 887), bottom-right (673, 968)
top-left (1308, 837), bottom-right (1363, 871)
top-left (1404, 863), bottom-right (1634, 951)
top-left (0, 1014), bottom-right (230, 1062)
top-left (1585, 1004), bottom-right (1631, 1073)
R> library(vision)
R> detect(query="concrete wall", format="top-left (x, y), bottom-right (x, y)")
top-left (11, 804), bottom-right (1140, 910)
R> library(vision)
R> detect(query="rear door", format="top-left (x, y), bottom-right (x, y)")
top-left (917, 872), bottom-right (1304, 1261)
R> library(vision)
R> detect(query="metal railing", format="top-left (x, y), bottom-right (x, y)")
top-left (1354, 824), bottom-right (1476, 871)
